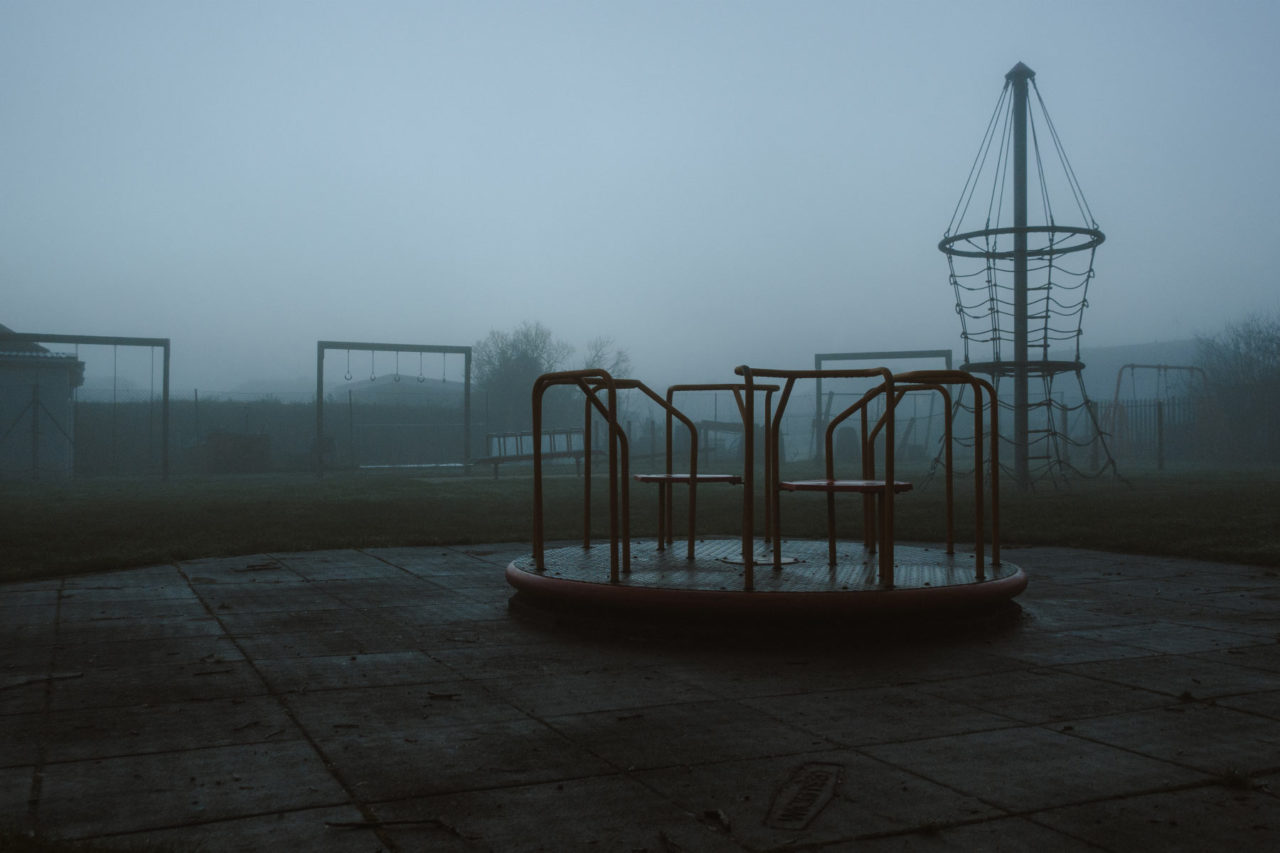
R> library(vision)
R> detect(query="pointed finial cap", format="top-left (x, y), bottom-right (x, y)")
top-left (1006, 61), bottom-right (1035, 82)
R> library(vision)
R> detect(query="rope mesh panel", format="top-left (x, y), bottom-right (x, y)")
top-left (939, 69), bottom-right (1117, 485)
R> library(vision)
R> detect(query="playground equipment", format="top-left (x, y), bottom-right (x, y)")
top-left (507, 367), bottom-right (1025, 620)
top-left (314, 340), bottom-right (471, 474)
top-left (812, 350), bottom-right (953, 464)
top-left (940, 62), bottom-right (1117, 488)
top-left (1106, 364), bottom-right (1208, 469)
top-left (0, 330), bottom-right (171, 479)
top-left (636, 382), bottom-right (778, 559)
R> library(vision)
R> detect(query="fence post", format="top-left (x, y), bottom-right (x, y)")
top-left (1156, 400), bottom-right (1165, 472)
top-left (347, 390), bottom-right (355, 468)
top-left (1089, 401), bottom-right (1100, 471)
top-left (31, 384), bottom-right (40, 480)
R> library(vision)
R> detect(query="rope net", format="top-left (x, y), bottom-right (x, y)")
top-left (938, 67), bottom-right (1118, 485)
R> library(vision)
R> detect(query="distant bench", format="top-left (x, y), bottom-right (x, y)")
top-left (473, 428), bottom-right (601, 479)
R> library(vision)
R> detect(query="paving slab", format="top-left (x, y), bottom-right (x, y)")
top-left (913, 667), bottom-right (1170, 725)
top-left (40, 697), bottom-right (300, 764)
top-left (742, 684), bottom-right (1019, 747)
top-left (426, 636), bottom-right (644, 682)
top-left (1182, 640), bottom-right (1280, 676)
top-left (1217, 688), bottom-right (1280, 719)
top-left (52, 633), bottom-right (244, 670)
top-left (0, 669), bottom-right (55, 717)
top-left (36, 740), bottom-right (349, 841)
top-left (0, 604), bottom-right (58, 656)
top-left (284, 680), bottom-right (528, 736)
top-left (542, 698), bottom-right (836, 771)
top-left (320, 718), bottom-right (616, 801)
top-left (853, 816), bottom-right (1103, 852)
top-left (55, 613), bottom-right (225, 644)
top-left (487, 663), bottom-right (723, 717)
top-left (1058, 650), bottom-right (1280, 699)
top-left (859, 726), bottom-right (1207, 812)
top-left (58, 582), bottom-right (197, 606)
top-left (1064, 621), bottom-right (1267, 655)
top-left (114, 805), bottom-right (380, 853)
top-left (1033, 779), bottom-right (1280, 851)
top-left (1063, 702), bottom-right (1280, 776)
top-left (0, 765), bottom-right (34, 831)
top-left (635, 749), bottom-right (1003, 849)
top-left (2, 543), bottom-right (1280, 850)
top-left (979, 629), bottom-right (1156, 666)
top-left (0, 586), bottom-right (60, 608)
top-left (370, 774), bottom-right (750, 852)
top-left (213, 604), bottom-right (406, 636)
top-left (49, 659), bottom-right (268, 712)
top-left (200, 584), bottom-right (350, 614)
top-left (253, 649), bottom-right (459, 693)
top-left (0, 715), bottom-right (44, 768)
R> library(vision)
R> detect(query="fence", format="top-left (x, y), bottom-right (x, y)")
top-left (1097, 397), bottom-right (1204, 469)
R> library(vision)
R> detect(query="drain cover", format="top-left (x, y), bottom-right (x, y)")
top-left (766, 762), bottom-right (842, 830)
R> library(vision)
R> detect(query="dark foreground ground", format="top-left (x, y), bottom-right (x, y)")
top-left (2, 544), bottom-right (1279, 851)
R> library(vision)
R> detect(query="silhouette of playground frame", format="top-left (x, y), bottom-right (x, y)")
top-left (314, 340), bottom-right (472, 475)
top-left (0, 331), bottom-right (172, 479)
top-left (813, 350), bottom-right (953, 460)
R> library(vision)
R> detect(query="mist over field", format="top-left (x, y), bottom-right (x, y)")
top-left (3, 0), bottom-right (1279, 398)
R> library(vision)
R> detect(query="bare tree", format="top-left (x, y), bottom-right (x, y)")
top-left (473, 322), bottom-right (573, 432)
top-left (1197, 313), bottom-right (1280, 387)
top-left (1196, 312), bottom-right (1280, 464)
top-left (581, 335), bottom-right (632, 377)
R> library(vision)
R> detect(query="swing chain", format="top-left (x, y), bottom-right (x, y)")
top-left (344, 350), bottom-right (352, 382)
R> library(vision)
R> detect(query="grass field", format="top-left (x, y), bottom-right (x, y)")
top-left (2, 465), bottom-right (1278, 583)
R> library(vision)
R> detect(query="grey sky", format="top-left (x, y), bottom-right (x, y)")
top-left (3, 0), bottom-right (1278, 393)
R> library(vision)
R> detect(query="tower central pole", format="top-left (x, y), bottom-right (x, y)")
top-left (1008, 61), bottom-right (1033, 490)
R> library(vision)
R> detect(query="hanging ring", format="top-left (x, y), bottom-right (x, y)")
top-left (394, 351), bottom-right (401, 382)
top-left (418, 351), bottom-right (426, 382)
top-left (370, 351), bottom-right (376, 382)
top-left (344, 350), bottom-right (352, 381)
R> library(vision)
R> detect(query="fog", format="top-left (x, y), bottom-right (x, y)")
top-left (3, 0), bottom-right (1278, 395)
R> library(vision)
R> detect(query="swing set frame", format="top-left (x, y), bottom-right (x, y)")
top-left (0, 331), bottom-right (171, 479)
top-left (314, 340), bottom-right (473, 475)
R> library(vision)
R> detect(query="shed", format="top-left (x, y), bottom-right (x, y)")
top-left (0, 324), bottom-right (85, 479)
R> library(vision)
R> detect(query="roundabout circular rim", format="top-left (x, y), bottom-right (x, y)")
top-left (506, 542), bottom-right (1028, 618)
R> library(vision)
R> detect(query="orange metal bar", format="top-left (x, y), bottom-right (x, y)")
top-left (582, 394), bottom-right (592, 550)
top-left (766, 377), bottom-right (798, 570)
top-left (823, 382), bottom-right (893, 562)
top-left (578, 377), bottom-right (628, 576)
top-left (737, 367), bottom-right (759, 589)
top-left (737, 366), bottom-right (898, 587)
top-left (653, 383), bottom-right (779, 561)
top-left (531, 369), bottom-right (627, 580)
top-left (894, 370), bottom-right (1001, 579)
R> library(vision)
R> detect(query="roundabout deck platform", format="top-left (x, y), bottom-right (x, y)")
top-left (507, 538), bottom-right (1026, 618)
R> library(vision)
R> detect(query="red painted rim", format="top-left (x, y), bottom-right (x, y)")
top-left (506, 561), bottom-right (1027, 616)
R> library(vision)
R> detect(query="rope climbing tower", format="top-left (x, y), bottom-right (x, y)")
top-left (940, 62), bottom-right (1118, 489)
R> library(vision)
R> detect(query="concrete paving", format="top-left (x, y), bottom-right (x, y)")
top-left (2, 543), bottom-right (1279, 851)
